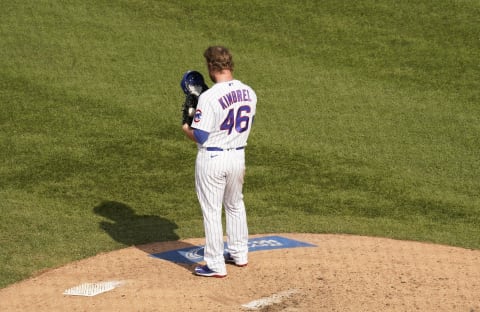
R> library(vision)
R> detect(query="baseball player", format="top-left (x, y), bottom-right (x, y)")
top-left (181, 46), bottom-right (257, 277)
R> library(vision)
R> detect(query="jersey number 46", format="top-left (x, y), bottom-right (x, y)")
top-left (220, 105), bottom-right (252, 135)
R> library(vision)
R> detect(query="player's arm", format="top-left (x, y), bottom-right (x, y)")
top-left (182, 124), bottom-right (209, 144)
top-left (182, 124), bottom-right (196, 142)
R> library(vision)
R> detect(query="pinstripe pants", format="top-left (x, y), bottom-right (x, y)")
top-left (195, 148), bottom-right (249, 274)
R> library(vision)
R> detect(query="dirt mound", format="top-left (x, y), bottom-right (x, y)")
top-left (1, 233), bottom-right (479, 311)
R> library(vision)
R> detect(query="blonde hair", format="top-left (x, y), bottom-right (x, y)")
top-left (203, 46), bottom-right (234, 72)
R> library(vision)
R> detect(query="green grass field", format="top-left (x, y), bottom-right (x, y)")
top-left (1, 0), bottom-right (479, 289)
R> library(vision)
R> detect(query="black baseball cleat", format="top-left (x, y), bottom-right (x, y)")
top-left (224, 252), bottom-right (248, 267)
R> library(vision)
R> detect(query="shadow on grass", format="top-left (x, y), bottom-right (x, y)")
top-left (93, 200), bottom-right (199, 273)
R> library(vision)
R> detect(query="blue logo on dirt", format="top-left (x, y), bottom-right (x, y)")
top-left (151, 236), bottom-right (316, 265)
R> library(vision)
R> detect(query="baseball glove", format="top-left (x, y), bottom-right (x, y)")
top-left (180, 70), bottom-right (208, 125)
top-left (182, 93), bottom-right (199, 125)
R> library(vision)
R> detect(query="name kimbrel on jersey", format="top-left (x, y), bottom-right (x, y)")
top-left (218, 89), bottom-right (253, 110)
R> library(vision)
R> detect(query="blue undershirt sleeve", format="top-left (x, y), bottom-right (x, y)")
top-left (193, 128), bottom-right (209, 144)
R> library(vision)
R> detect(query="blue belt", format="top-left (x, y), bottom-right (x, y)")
top-left (206, 147), bottom-right (245, 151)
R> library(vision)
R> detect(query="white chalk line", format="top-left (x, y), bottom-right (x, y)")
top-left (242, 288), bottom-right (300, 310)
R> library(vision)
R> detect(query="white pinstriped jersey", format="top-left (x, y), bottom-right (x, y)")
top-left (191, 79), bottom-right (257, 149)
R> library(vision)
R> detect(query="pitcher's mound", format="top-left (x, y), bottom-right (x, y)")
top-left (1, 233), bottom-right (479, 311)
